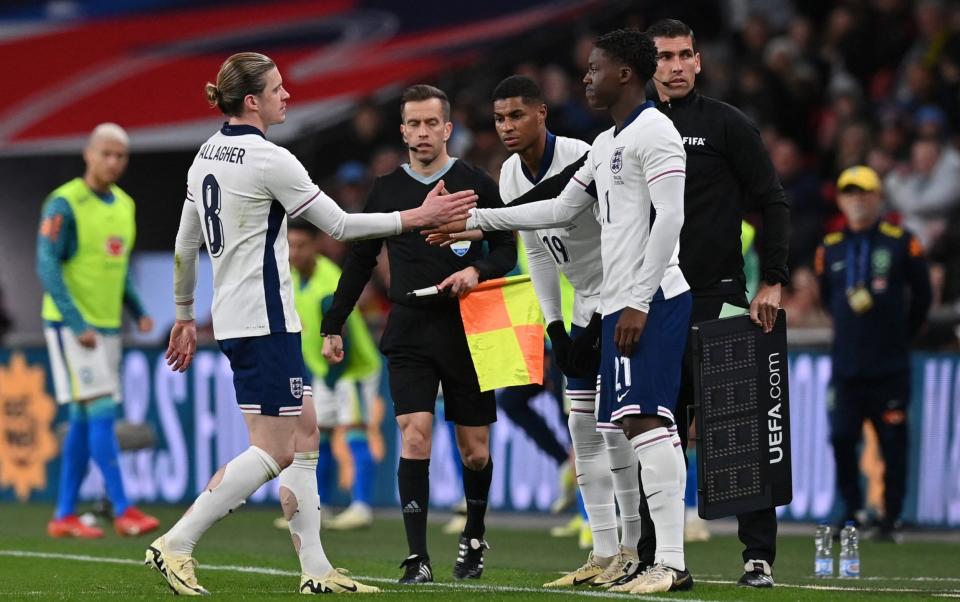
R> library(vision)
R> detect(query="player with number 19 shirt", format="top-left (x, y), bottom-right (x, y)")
top-left (500, 130), bottom-right (597, 325)
top-left (459, 30), bottom-right (694, 593)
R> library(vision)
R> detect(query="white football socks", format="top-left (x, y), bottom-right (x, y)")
top-left (630, 427), bottom-right (685, 571)
top-left (602, 430), bottom-right (641, 550)
top-left (668, 424), bottom-right (688, 504)
top-left (166, 445), bottom-right (279, 556)
top-left (568, 405), bottom-right (619, 558)
top-left (280, 451), bottom-right (333, 577)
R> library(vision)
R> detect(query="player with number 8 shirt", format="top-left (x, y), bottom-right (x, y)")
top-left (150, 52), bottom-right (476, 597)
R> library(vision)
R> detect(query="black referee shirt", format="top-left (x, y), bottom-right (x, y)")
top-left (657, 89), bottom-right (790, 294)
top-left (321, 159), bottom-right (517, 334)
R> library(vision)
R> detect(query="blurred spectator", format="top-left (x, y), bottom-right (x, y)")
top-left (781, 266), bottom-right (830, 328)
top-left (326, 101), bottom-right (394, 164)
top-left (885, 136), bottom-right (960, 247)
top-left (448, 98), bottom-right (476, 159)
top-left (815, 80), bottom-right (864, 173)
top-left (772, 137), bottom-right (827, 266)
top-left (735, 12), bottom-right (773, 66)
top-left (875, 106), bottom-right (912, 162)
top-left (331, 161), bottom-right (369, 213)
top-left (896, 60), bottom-right (939, 113)
top-left (895, 1), bottom-right (950, 97)
top-left (729, 62), bottom-right (782, 131)
top-left (369, 146), bottom-right (403, 178)
top-left (727, 1), bottom-right (795, 34)
top-left (827, 121), bottom-right (873, 180)
top-left (764, 35), bottom-right (820, 141)
top-left (540, 64), bottom-right (604, 138)
top-left (914, 104), bottom-right (948, 139)
top-left (923, 207), bottom-right (960, 350)
top-left (818, 5), bottom-right (873, 87)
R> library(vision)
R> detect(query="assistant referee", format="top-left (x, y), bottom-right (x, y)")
top-left (320, 85), bottom-right (516, 585)
top-left (643, 19), bottom-right (790, 588)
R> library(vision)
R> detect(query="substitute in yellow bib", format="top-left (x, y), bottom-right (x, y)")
top-left (37, 123), bottom-right (159, 539)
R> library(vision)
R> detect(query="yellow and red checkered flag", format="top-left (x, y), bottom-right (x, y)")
top-left (459, 275), bottom-right (544, 392)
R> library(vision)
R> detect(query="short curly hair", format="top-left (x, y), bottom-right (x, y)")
top-left (491, 75), bottom-right (544, 105)
top-left (594, 28), bottom-right (657, 84)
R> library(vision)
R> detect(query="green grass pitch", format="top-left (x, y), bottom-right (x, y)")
top-left (1, 504), bottom-right (958, 600)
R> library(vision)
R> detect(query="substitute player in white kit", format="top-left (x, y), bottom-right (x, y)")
top-left (487, 75), bottom-right (644, 587)
top-left (438, 30), bottom-right (693, 594)
top-left (148, 52), bottom-right (477, 596)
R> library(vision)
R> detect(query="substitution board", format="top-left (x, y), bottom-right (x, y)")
top-left (690, 310), bottom-right (792, 519)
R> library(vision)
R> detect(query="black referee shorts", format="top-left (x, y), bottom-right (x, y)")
top-left (379, 303), bottom-right (496, 427)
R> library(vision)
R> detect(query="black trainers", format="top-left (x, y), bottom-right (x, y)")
top-left (398, 555), bottom-right (433, 584)
top-left (737, 559), bottom-right (775, 588)
top-left (452, 535), bottom-right (489, 580)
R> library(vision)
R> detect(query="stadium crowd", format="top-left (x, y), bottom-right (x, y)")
top-left (290, 0), bottom-right (960, 350)
top-left (7, 1), bottom-right (958, 596)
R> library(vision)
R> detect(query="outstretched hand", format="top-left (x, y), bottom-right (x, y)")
top-left (433, 218), bottom-right (470, 235)
top-left (165, 319), bottom-right (197, 372)
top-left (416, 180), bottom-right (477, 228)
top-left (422, 228), bottom-right (484, 247)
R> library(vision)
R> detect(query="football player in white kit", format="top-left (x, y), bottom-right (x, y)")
top-left (486, 75), bottom-right (645, 588)
top-left (437, 30), bottom-right (694, 594)
top-left (148, 52), bottom-right (477, 596)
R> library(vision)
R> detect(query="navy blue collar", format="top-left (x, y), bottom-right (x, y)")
top-left (614, 100), bottom-right (655, 137)
top-left (521, 131), bottom-right (557, 185)
top-left (221, 122), bottom-right (265, 138)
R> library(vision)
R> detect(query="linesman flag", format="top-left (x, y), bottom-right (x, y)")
top-left (459, 275), bottom-right (544, 391)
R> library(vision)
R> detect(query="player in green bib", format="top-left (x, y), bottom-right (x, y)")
top-left (287, 221), bottom-right (383, 531)
top-left (37, 123), bottom-right (159, 539)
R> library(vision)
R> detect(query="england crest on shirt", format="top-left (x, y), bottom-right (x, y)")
top-left (290, 377), bottom-right (303, 399)
top-left (610, 146), bottom-right (624, 173)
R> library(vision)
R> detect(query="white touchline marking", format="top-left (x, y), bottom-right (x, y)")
top-left (0, 550), bottom-right (712, 601)
top-left (698, 578), bottom-right (960, 595)
top-left (3, 550), bottom-right (959, 597)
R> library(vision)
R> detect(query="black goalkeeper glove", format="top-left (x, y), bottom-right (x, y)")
top-left (567, 312), bottom-right (602, 377)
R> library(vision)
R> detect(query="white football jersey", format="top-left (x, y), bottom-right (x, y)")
top-left (184, 124), bottom-right (329, 339)
top-left (499, 134), bottom-right (599, 326)
top-left (573, 104), bottom-right (688, 314)
top-left (471, 103), bottom-right (688, 315)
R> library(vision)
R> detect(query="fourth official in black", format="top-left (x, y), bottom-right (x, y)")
top-left (643, 19), bottom-right (791, 589)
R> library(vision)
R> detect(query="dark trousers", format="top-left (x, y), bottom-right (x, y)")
top-left (830, 372), bottom-right (910, 523)
top-left (636, 289), bottom-right (778, 567)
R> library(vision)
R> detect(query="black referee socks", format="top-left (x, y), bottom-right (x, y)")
top-left (462, 458), bottom-right (493, 539)
top-left (398, 457), bottom-right (430, 558)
